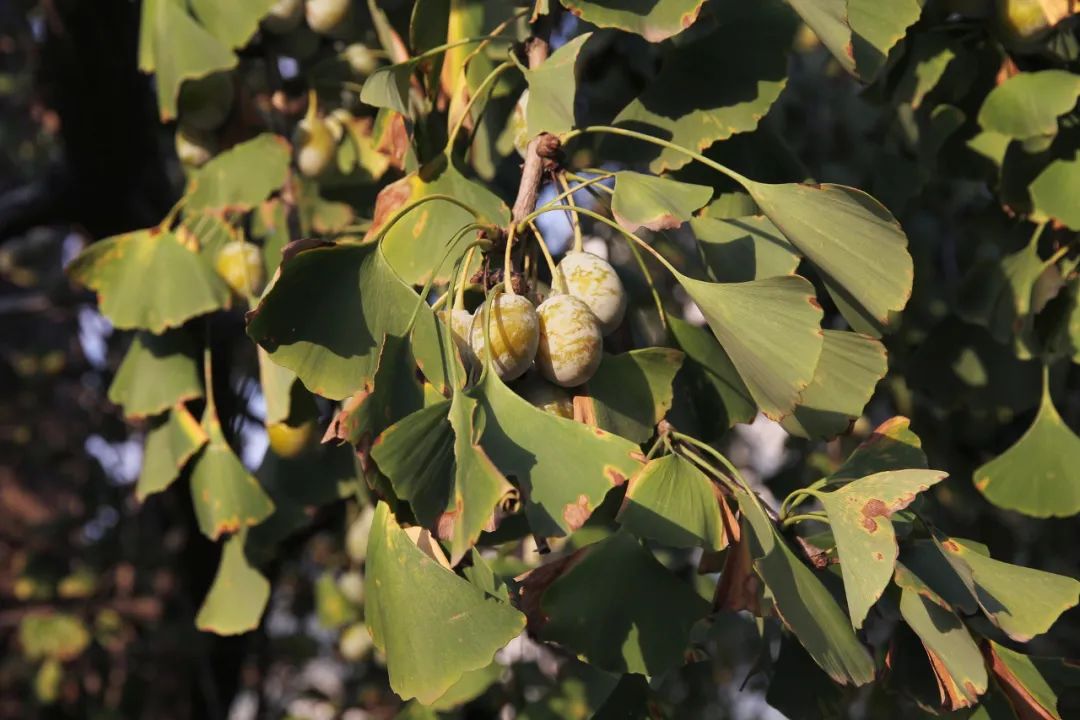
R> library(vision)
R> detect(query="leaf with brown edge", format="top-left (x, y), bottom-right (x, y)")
top-left (108, 330), bottom-right (203, 420)
top-left (136, 403), bottom-right (207, 502)
top-left (513, 549), bottom-right (587, 634)
top-left (189, 408), bottom-right (275, 541)
top-left (561, 0), bottom-right (705, 43)
top-left (610, 171), bottom-right (712, 233)
top-left (580, 348), bottom-right (684, 443)
top-left (818, 469), bottom-right (948, 629)
top-left (185, 134), bottom-right (292, 214)
top-left (829, 416), bottom-right (928, 484)
top-left (988, 640), bottom-right (1077, 720)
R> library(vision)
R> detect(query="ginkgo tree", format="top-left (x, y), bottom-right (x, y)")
top-left (47, 0), bottom-right (1080, 716)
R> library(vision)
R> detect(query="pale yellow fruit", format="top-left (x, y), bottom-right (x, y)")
top-left (441, 308), bottom-right (477, 366)
top-left (344, 43), bottom-right (378, 76)
top-left (178, 72), bottom-right (233, 131)
top-left (535, 294), bottom-right (603, 387)
top-left (174, 126), bottom-right (216, 168)
top-left (557, 251), bottom-right (627, 335)
top-left (294, 116), bottom-right (336, 177)
top-left (339, 622), bottom-right (373, 661)
top-left (305, 0), bottom-right (350, 33)
top-left (267, 419), bottom-right (316, 458)
top-left (263, 0), bottom-right (303, 33)
top-left (517, 373), bottom-right (574, 419)
top-left (215, 242), bottom-right (266, 297)
top-left (470, 293), bottom-right (539, 381)
top-left (997, 0), bottom-right (1050, 40)
top-left (337, 570), bottom-right (364, 605)
top-left (346, 505), bottom-right (375, 562)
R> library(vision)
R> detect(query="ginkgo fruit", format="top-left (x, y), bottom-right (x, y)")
top-left (517, 373), bottom-right (574, 419)
top-left (263, 0), bottom-right (303, 33)
top-left (214, 242), bottom-right (265, 297)
top-left (557, 251), bottom-right (627, 335)
top-left (339, 622), bottom-right (372, 661)
top-left (535, 294), bottom-right (603, 387)
top-left (305, 0), bottom-right (350, 34)
top-left (174, 125), bottom-right (216, 168)
top-left (177, 72), bottom-right (233, 131)
top-left (267, 419), bottom-right (316, 458)
top-left (470, 294), bottom-right (539, 381)
top-left (441, 308), bottom-right (477, 366)
top-left (294, 101), bottom-right (336, 178)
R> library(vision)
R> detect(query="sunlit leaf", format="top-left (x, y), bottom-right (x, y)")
top-left (195, 531), bottom-right (270, 635)
top-left (19, 614), bottom-right (90, 662)
top-left (366, 503), bottom-right (525, 704)
top-left (185, 134), bottom-right (292, 213)
top-left (538, 531), bottom-right (710, 675)
top-left (137, 403), bottom-right (207, 502)
top-left (108, 330), bottom-right (203, 419)
top-left (560, 0), bottom-right (704, 42)
top-left (745, 181), bottom-right (912, 337)
top-left (1030, 152), bottom-right (1080, 230)
top-left (781, 330), bottom-right (887, 440)
top-left (898, 538), bottom-right (979, 615)
top-left (828, 416), bottom-right (927, 483)
top-left (819, 469), bottom-right (947, 628)
top-left (67, 229), bottom-right (229, 333)
top-left (610, 171), bottom-right (711, 232)
top-left (189, 409), bottom-right (275, 541)
top-left (978, 70), bottom-right (1080, 142)
top-left (988, 640), bottom-right (1076, 720)
top-left (974, 384), bottom-right (1080, 518)
top-left (941, 536), bottom-right (1080, 642)
top-left (524, 33), bottom-right (590, 138)
top-left (611, 1), bottom-right (795, 173)
top-left (581, 348), bottom-right (684, 443)
top-left (617, 454), bottom-right (725, 550)
top-left (360, 62), bottom-right (414, 116)
top-left (668, 317), bottom-right (756, 428)
top-left (189, 0), bottom-right (276, 49)
top-left (690, 215), bottom-right (800, 283)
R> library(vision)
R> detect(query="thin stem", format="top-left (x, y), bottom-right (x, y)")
top-left (677, 445), bottom-right (740, 494)
top-left (781, 513), bottom-right (828, 529)
top-left (202, 327), bottom-right (216, 417)
top-left (455, 245), bottom-right (478, 310)
top-left (404, 226), bottom-right (486, 333)
top-left (446, 61), bottom-right (516, 151)
top-left (779, 486), bottom-right (825, 519)
top-left (527, 172), bottom-right (615, 221)
top-left (556, 173), bottom-right (584, 253)
top-left (369, 194), bottom-right (482, 244)
top-left (643, 433), bottom-right (667, 461)
top-left (670, 431), bottom-right (749, 491)
top-left (504, 225), bottom-right (517, 295)
top-left (410, 35), bottom-right (514, 65)
top-left (528, 220), bottom-right (562, 292)
top-left (561, 125), bottom-right (749, 186)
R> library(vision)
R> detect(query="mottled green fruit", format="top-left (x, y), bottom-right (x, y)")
top-left (215, 242), bottom-right (266, 297)
top-left (517, 373), bottom-right (574, 419)
top-left (178, 72), bottom-right (233, 131)
top-left (471, 294), bottom-right (539, 381)
top-left (557, 251), bottom-right (627, 335)
top-left (306, 0), bottom-right (350, 33)
top-left (535, 294), bottom-right (603, 387)
top-left (263, 0), bottom-right (303, 33)
top-left (294, 116), bottom-right (336, 178)
top-left (174, 126), bottom-right (216, 168)
top-left (441, 308), bottom-right (477, 366)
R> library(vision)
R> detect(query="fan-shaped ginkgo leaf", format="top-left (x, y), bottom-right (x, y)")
top-left (610, 171), bottom-right (712, 232)
top-left (618, 454), bottom-right (725, 550)
top-left (1031, 153), bottom-right (1080, 231)
top-left (580, 348), bottom-right (684, 443)
top-left (365, 503), bottom-right (525, 704)
top-left (974, 385), bottom-right (1080, 518)
top-left (195, 531), bottom-right (270, 636)
top-left (185, 134), bottom-right (292, 213)
top-left (676, 273), bottom-right (823, 421)
top-left (668, 317), bottom-right (756, 428)
top-left (188, 0), bottom-right (276, 50)
top-left (137, 404), bottom-right (207, 502)
top-left (691, 215), bottom-right (800, 283)
top-left (189, 410), bottom-right (275, 541)
top-left (746, 181), bottom-right (912, 337)
top-left (829, 416), bottom-right (928, 483)
top-left (67, 228), bottom-right (229, 334)
top-left (560, 0), bottom-right (705, 42)
top-left (524, 33), bottom-right (590, 138)
top-left (108, 331), bottom-right (203, 419)
top-left (978, 70), bottom-right (1080, 142)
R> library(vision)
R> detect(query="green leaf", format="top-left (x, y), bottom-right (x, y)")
top-left (429, 663), bottom-right (504, 711)
top-left (366, 503), bottom-right (525, 704)
top-left (1030, 152), bottom-right (1080, 230)
top-left (360, 62), bottom-right (414, 116)
top-left (987, 641), bottom-right (1075, 720)
top-left (247, 242), bottom-right (459, 400)
top-left (691, 215), bottom-right (800, 283)
top-left (581, 348), bottom-right (684, 443)
top-left (559, 0), bottom-right (705, 42)
top-left (787, 0), bottom-right (922, 81)
top-left (978, 70), bottom-right (1080, 142)
top-left (524, 33), bottom-right (590, 138)
top-left (735, 489), bottom-right (875, 686)
top-left (67, 229), bottom-right (229, 333)
top-left (818, 469), bottom-right (947, 628)
top-left (19, 614), bottom-right (90, 662)
top-left (898, 538), bottom-right (979, 615)
top-left (829, 416), bottom-right (927, 483)
top-left (941, 536), bottom-right (1080, 641)
top-left (137, 403), bottom-right (208, 502)
top-left (610, 171), bottom-right (711, 233)
top-left (617, 454), bottom-right (725, 550)
top-left (368, 154), bottom-right (508, 285)
top-left (139, 0), bottom-right (237, 121)
top-left (893, 33), bottom-right (956, 110)
top-left (745, 181), bottom-right (912, 337)
top-left (189, 409), bottom-right (275, 540)
top-left (675, 273), bottom-right (823, 420)
top-left (195, 531), bottom-right (270, 635)
top-left (314, 573), bottom-right (360, 629)
top-left (668, 317), bottom-right (756, 428)
top-left (108, 331), bottom-right (203, 419)
top-left (472, 365), bottom-right (642, 538)
top-left (781, 330), bottom-right (888, 440)
top-left (895, 581), bottom-right (988, 710)
top-left (974, 384), bottom-right (1080, 518)
top-left (538, 531), bottom-right (710, 675)
top-left (611, 1), bottom-right (795, 173)
top-left (258, 347), bottom-right (297, 427)
top-left (189, 0), bottom-right (276, 49)
top-left (185, 134), bottom-right (292, 213)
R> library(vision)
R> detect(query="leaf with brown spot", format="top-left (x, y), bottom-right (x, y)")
top-left (818, 469), bottom-right (947, 629)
